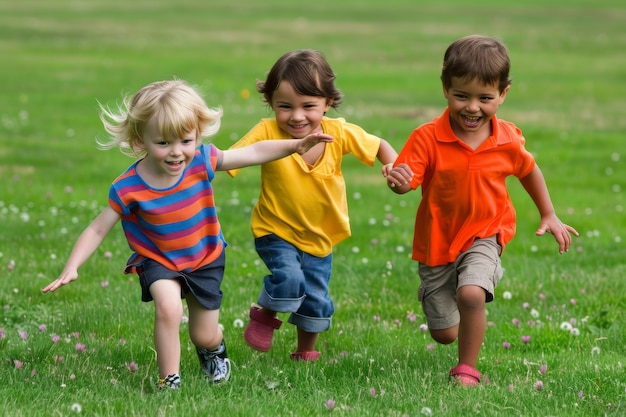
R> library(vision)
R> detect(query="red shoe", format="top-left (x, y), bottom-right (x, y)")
top-left (449, 363), bottom-right (481, 386)
top-left (290, 351), bottom-right (321, 362)
top-left (243, 306), bottom-right (282, 352)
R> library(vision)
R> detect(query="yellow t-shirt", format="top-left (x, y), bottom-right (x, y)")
top-left (228, 117), bottom-right (381, 257)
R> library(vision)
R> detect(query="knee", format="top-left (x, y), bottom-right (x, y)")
top-left (457, 285), bottom-right (486, 311)
top-left (154, 299), bottom-right (183, 325)
top-left (430, 327), bottom-right (457, 345)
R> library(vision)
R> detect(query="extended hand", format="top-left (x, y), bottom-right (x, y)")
top-left (535, 216), bottom-right (579, 254)
top-left (295, 132), bottom-right (333, 155)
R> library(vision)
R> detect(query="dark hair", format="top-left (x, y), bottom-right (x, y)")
top-left (257, 49), bottom-right (343, 109)
top-left (441, 35), bottom-right (512, 93)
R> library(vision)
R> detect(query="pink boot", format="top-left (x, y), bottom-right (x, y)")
top-left (243, 306), bottom-right (282, 352)
top-left (290, 351), bottom-right (321, 362)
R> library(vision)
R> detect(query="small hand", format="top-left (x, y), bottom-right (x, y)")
top-left (535, 217), bottom-right (579, 254)
top-left (295, 133), bottom-right (334, 155)
top-left (386, 163), bottom-right (414, 188)
top-left (42, 270), bottom-right (78, 293)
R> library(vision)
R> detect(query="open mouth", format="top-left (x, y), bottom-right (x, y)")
top-left (462, 115), bottom-right (481, 127)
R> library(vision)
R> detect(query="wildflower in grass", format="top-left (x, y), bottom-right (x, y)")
top-left (591, 346), bottom-right (601, 355)
top-left (534, 380), bottom-right (544, 390)
top-left (70, 403), bottom-right (82, 413)
top-left (31, 369), bottom-right (36, 377)
top-left (127, 361), bottom-right (138, 372)
top-left (233, 319), bottom-right (244, 328)
top-left (571, 328), bottom-right (580, 336)
top-left (373, 315), bottom-right (380, 322)
top-left (508, 384), bottom-right (514, 392)
top-left (426, 343), bottom-right (435, 351)
top-left (420, 407), bottom-right (433, 416)
top-left (181, 315), bottom-right (189, 323)
top-left (406, 311), bottom-right (417, 322)
top-left (39, 324), bottom-right (47, 332)
top-left (75, 343), bottom-right (86, 352)
top-left (7, 259), bottom-right (15, 271)
top-left (119, 338), bottom-right (126, 346)
top-left (521, 335), bottom-right (531, 344)
top-left (502, 291), bottom-right (512, 299)
top-left (578, 390), bottom-right (584, 399)
top-left (502, 341), bottom-right (510, 349)
top-left (14, 359), bottom-right (23, 369)
top-left (325, 398), bottom-right (335, 411)
top-left (530, 308), bottom-right (539, 318)
top-left (560, 321), bottom-right (573, 331)
top-left (18, 330), bottom-right (28, 340)
top-left (512, 318), bottom-right (521, 327)
top-left (54, 355), bottom-right (63, 363)
top-left (539, 364), bottom-right (547, 374)
top-left (0, 328), bottom-right (4, 339)
top-left (70, 374), bottom-right (76, 380)
top-left (104, 251), bottom-right (112, 259)
top-left (370, 238), bottom-right (378, 246)
top-left (101, 281), bottom-right (109, 288)
top-left (539, 293), bottom-right (546, 300)
top-left (370, 387), bottom-right (376, 397)
top-left (72, 332), bottom-right (80, 339)
top-left (522, 302), bottom-right (530, 309)
top-left (51, 334), bottom-right (60, 343)
top-left (570, 298), bottom-right (577, 305)
top-left (419, 324), bottom-right (428, 333)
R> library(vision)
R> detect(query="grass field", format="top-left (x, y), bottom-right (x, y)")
top-left (1, 0), bottom-right (625, 415)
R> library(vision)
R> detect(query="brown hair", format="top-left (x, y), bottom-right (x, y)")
top-left (257, 49), bottom-right (343, 109)
top-left (441, 35), bottom-right (512, 93)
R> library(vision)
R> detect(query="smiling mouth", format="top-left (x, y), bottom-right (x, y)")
top-left (462, 115), bottom-right (481, 126)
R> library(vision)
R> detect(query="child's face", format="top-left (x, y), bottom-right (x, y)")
top-left (443, 77), bottom-right (509, 139)
top-left (269, 81), bottom-right (331, 138)
top-left (138, 117), bottom-right (198, 182)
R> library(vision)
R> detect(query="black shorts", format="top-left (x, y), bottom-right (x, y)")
top-left (138, 251), bottom-right (226, 310)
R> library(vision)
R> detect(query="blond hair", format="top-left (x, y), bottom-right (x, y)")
top-left (97, 79), bottom-right (223, 157)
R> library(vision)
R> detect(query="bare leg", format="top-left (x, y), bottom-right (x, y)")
top-left (456, 285), bottom-right (486, 367)
top-left (187, 295), bottom-right (223, 350)
top-left (150, 279), bottom-right (184, 378)
top-left (296, 327), bottom-right (319, 352)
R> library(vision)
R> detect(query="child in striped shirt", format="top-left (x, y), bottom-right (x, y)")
top-left (42, 79), bottom-right (332, 389)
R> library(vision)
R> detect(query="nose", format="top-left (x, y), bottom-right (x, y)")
top-left (290, 108), bottom-right (305, 122)
top-left (466, 99), bottom-right (480, 113)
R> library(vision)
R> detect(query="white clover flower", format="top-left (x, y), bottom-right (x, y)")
top-left (530, 309), bottom-right (540, 318)
top-left (591, 346), bottom-right (601, 355)
top-left (233, 319), bottom-right (244, 328)
top-left (502, 291), bottom-right (512, 300)
top-left (420, 407), bottom-right (433, 416)
top-left (70, 403), bottom-right (82, 413)
top-left (571, 328), bottom-right (580, 336)
top-left (361, 257), bottom-right (369, 264)
top-left (351, 246), bottom-right (360, 253)
top-left (353, 192), bottom-right (362, 200)
top-left (560, 322), bottom-right (573, 331)
top-left (368, 217), bottom-right (377, 225)
top-left (395, 246), bottom-right (405, 253)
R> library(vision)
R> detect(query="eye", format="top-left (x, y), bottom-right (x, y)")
top-left (453, 94), bottom-right (467, 100)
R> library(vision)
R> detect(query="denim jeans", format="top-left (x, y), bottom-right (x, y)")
top-left (254, 234), bottom-right (334, 333)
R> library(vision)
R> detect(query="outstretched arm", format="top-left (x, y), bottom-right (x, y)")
top-left (42, 205), bottom-right (120, 293)
top-left (217, 132), bottom-right (333, 171)
top-left (377, 139), bottom-right (399, 178)
top-left (519, 165), bottom-right (579, 254)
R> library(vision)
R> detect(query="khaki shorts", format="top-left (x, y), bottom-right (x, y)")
top-left (418, 236), bottom-right (503, 330)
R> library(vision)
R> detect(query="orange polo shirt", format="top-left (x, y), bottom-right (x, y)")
top-left (395, 108), bottom-right (536, 266)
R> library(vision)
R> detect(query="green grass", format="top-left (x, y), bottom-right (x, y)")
top-left (1, 0), bottom-right (625, 415)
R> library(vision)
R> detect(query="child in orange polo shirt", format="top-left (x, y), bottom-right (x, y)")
top-left (385, 35), bottom-right (579, 386)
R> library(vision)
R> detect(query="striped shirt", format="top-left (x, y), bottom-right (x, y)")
top-left (108, 144), bottom-right (226, 273)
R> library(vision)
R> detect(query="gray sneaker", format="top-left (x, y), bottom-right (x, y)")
top-left (196, 340), bottom-right (231, 383)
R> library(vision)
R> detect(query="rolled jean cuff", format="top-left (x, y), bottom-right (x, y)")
top-left (288, 312), bottom-right (331, 333)
top-left (258, 289), bottom-right (305, 313)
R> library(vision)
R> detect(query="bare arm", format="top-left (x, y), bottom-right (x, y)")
top-left (42, 205), bottom-right (120, 292)
top-left (217, 132), bottom-right (333, 171)
top-left (377, 139), bottom-right (399, 178)
top-left (519, 165), bottom-right (579, 254)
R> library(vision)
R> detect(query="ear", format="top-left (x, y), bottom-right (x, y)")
top-left (498, 85), bottom-right (510, 104)
top-left (325, 98), bottom-right (333, 112)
